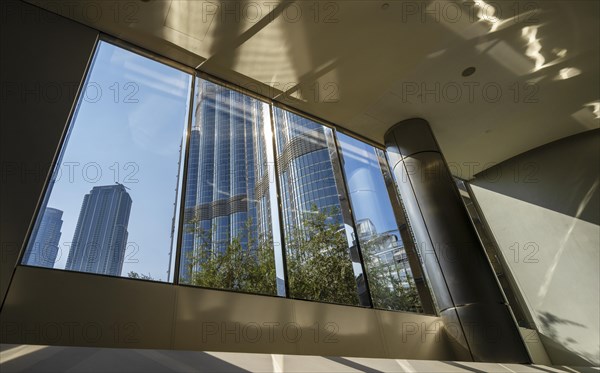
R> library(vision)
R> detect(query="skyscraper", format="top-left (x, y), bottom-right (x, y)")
top-left (180, 81), bottom-right (346, 283)
top-left (181, 81), bottom-right (273, 280)
top-left (24, 207), bottom-right (63, 268)
top-left (273, 108), bottom-right (345, 238)
top-left (66, 184), bottom-right (132, 276)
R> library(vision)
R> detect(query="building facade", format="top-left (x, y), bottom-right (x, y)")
top-left (23, 207), bottom-right (63, 268)
top-left (180, 81), bottom-right (347, 285)
top-left (273, 108), bottom-right (345, 237)
top-left (180, 81), bottom-right (273, 280)
top-left (65, 184), bottom-right (132, 276)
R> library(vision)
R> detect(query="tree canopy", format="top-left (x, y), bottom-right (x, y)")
top-left (184, 205), bottom-right (421, 312)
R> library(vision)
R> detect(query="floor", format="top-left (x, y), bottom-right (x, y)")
top-left (1, 344), bottom-right (598, 372)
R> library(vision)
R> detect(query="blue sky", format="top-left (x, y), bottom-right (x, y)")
top-left (337, 133), bottom-right (400, 235)
top-left (43, 41), bottom-right (191, 281)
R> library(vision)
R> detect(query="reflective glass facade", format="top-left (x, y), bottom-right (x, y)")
top-left (22, 41), bottom-right (429, 312)
top-left (273, 108), bottom-right (368, 306)
top-left (179, 79), bottom-right (283, 296)
top-left (65, 184), bottom-right (132, 276)
top-left (22, 208), bottom-right (63, 268)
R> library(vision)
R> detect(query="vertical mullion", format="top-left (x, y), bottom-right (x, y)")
top-left (268, 105), bottom-right (290, 298)
top-left (173, 75), bottom-right (196, 285)
top-left (330, 131), bottom-right (374, 308)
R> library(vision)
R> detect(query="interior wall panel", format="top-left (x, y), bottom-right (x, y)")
top-left (1, 266), bottom-right (459, 360)
top-left (0, 0), bottom-right (99, 308)
top-left (471, 129), bottom-right (600, 366)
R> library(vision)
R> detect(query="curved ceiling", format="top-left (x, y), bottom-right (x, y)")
top-left (27, 0), bottom-right (599, 178)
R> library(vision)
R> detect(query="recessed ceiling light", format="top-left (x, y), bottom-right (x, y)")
top-left (382, 3), bottom-right (390, 10)
top-left (462, 67), bottom-right (476, 77)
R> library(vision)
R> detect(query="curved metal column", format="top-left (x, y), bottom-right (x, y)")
top-left (384, 118), bottom-right (530, 363)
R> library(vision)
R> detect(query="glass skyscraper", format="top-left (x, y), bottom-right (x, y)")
top-left (65, 184), bottom-right (132, 276)
top-left (180, 80), bottom-right (274, 281)
top-left (180, 81), bottom-right (350, 295)
top-left (273, 108), bottom-right (364, 305)
top-left (23, 207), bottom-right (63, 268)
top-left (16, 41), bottom-right (426, 310)
top-left (273, 108), bottom-right (344, 236)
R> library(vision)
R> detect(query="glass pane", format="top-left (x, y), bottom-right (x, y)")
top-left (179, 79), bottom-right (284, 296)
top-left (22, 41), bottom-right (192, 282)
top-left (337, 133), bottom-right (424, 312)
top-left (273, 108), bottom-right (367, 306)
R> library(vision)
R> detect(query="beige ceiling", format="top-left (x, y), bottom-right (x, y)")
top-left (28, 0), bottom-right (599, 178)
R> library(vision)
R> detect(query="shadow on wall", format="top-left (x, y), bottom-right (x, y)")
top-left (470, 128), bottom-right (599, 366)
top-left (537, 312), bottom-right (597, 367)
top-left (474, 129), bottom-right (599, 226)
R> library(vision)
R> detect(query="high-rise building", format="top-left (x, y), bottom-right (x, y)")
top-left (66, 184), bottom-right (132, 276)
top-left (23, 207), bottom-right (63, 268)
top-left (180, 81), bottom-right (346, 281)
top-left (180, 81), bottom-right (273, 279)
top-left (273, 108), bottom-right (344, 237)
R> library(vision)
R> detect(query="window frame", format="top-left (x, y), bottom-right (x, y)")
top-left (18, 33), bottom-right (433, 314)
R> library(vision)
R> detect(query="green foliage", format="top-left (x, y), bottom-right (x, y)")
top-left (360, 234), bottom-right (422, 313)
top-left (186, 205), bottom-right (359, 304)
top-left (285, 205), bottom-right (359, 305)
top-left (127, 271), bottom-right (155, 281)
top-left (187, 222), bottom-right (276, 295)
top-left (185, 205), bottom-right (421, 312)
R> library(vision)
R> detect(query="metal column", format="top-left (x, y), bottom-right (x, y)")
top-left (384, 118), bottom-right (530, 363)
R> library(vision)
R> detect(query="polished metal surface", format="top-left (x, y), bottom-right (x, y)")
top-left (384, 119), bottom-right (531, 363)
top-left (439, 307), bottom-right (472, 361)
top-left (392, 159), bottom-right (453, 312)
top-left (453, 303), bottom-right (530, 362)
top-left (401, 153), bottom-right (505, 306)
top-left (386, 118), bottom-right (439, 157)
top-left (377, 148), bottom-right (436, 315)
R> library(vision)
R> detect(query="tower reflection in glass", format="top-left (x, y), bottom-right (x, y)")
top-left (180, 80), bottom-right (284, 295)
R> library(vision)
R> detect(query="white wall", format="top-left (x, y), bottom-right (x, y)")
top-left (471, 129), bottom-right (600, 366)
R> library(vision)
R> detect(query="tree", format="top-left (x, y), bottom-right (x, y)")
top-left (285, 205), bottom-right (359, 305)
top-left (127, 271), bottom-right (155, 281)
top-left (184, 204), bottom-right (422, 312)
top-left (360, 233), bottom-right (422, 312)
top-left (186, 205), bottom-right (359, 305)
top-left (187, 220), bottom-right (276, 295)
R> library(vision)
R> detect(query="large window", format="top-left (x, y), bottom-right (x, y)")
top-left (22, 40), bottom-right (430, 313)
top-left (338, 133), bottom-right (426, 312)
top-left (21, 41), bottom-right (192, 282)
